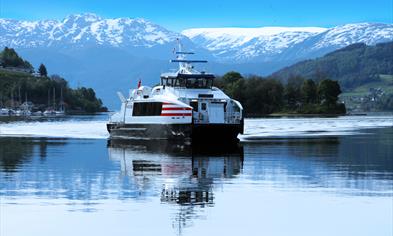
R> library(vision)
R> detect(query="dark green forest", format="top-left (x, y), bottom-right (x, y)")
top-left (215, 71), bottom-right (346, 115)
top-left (272, 41), bottom-right (393, 90)
top-left (0, 47), bottom-right (107, 113)
top-left (0, 47), bottom-right (34, 71)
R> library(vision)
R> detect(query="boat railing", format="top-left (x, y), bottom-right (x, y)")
top-left (193, 110), bottom-right (241, 124)
top-left (225, 111), bottom-right (242, 124)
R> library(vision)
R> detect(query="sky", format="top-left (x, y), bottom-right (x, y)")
top-left (0, 0), bottom-right (392, 31)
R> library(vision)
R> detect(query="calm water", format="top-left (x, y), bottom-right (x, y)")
top-left (0, 116), bottom-right (392, 236)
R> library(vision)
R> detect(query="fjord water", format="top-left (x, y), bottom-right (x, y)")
top-left (0, 116), bottom-right (392, 236)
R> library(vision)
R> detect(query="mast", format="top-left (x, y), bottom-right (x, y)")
top-left (53, 87), bottom-right (55, 109)
top-left (24, 92), bottom-right (27, 112)
top-left (60, 87), bottom-right (64, 111)
top-left (171, 38), bottom-right (207, 74)
top-left (47, 89), bottom-right (50, 108)
top-left (10, 89), bottom-right (14, 109)
top-left (18, 86), bottom-right (21, 105)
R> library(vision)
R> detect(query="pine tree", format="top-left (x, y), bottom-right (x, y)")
top-left (38, 63), bottom-right (48, 77)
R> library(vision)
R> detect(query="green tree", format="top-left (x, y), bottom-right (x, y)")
top-left (302, 79), bottom-right (317, 104)
top-left (38, 64), bottom-right (48, 77)
top-left (317, 79), bottom-right (341, 106)
top-left (284, 75), bottom-right (304, 109)
top-left (222, 71), bottom-right (242, 84)
top-left (0, 47), bottom-right (33, 70)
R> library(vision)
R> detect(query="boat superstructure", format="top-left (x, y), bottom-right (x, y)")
top-left (107, 43), bottom-right (244, 141)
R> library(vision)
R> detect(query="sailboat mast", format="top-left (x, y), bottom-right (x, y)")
top-left (18, 86), bottom-right (21, 105)
top-left (48, 89), bottom-right (50, 107)
top-left (53, 87), bottom-right (55, 109)
top-left (10, 89), bottom-right (14, 108)
top-left (60, 87), bottom-right (64, 111)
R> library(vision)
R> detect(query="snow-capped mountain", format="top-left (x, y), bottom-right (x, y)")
top-left (0, 13), bottom-right (187, 49)
top-left (182, 23), bottom-right (393, 62)
top-left (286, 23), bottom-right (393, 59)
top-left (182, 27), bottom-right (327, 62)
top-left (1, 13), bottom-right (392, 63)
top-left (1, 13), bottom-right (392, 108)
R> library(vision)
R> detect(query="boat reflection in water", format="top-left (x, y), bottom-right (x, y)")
top-left (1, 127), bottom-right (392, 236)
top-left (108, 139), bottom-right (243, 232)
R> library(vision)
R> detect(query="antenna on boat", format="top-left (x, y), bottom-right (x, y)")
top-left (170, 38), bottom-right (207, 74)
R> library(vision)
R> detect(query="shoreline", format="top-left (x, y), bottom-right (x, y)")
top-left (247, 111), bottom-right (393, 118)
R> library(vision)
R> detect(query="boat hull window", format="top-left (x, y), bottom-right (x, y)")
top-left (133, 102), bottom-right (162, 116)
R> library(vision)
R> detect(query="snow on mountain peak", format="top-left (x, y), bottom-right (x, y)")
top-left (182, 23), bottom-right (393, 62)
top-left (311, 22), bottom-right (393, 50)
top-left (182, 26), bottom-right (327, 38)
top-left (63, 13), bottom-right (103, 23)
top-left (182, 26), bottom-right (328, 61)
top-left (0, 14), bottom-right (392, 63)
top-left (0, 14), bottom-right (182, 48)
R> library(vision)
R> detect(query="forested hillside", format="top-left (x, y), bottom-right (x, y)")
top-left (0, 47), bottom-right (107, 113)
top-left (272, 42), bottom-right (393, 90)
top-left (215, 72), bottom-right (346, 115)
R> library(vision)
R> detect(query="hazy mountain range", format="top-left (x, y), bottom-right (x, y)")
top-left (1, 13), bottom-right (392, 108)
top-left (183, 23), bottom-right (393, 62)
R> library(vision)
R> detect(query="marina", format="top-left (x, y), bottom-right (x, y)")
top-left (0, 87), bottom-right (65, 117)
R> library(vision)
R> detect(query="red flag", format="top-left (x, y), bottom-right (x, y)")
top-left (137, 79), bottom-right (141, 88)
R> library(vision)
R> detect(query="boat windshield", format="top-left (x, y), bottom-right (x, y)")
top-left (161, 77), bottom-right (213, 89)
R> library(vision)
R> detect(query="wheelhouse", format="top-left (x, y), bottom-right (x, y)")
top-left (161, 73), bottom-right (214, 89)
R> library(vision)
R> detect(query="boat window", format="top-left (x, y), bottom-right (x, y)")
top-left (185, 78), bottom-right (213, 89)
top-left (162, 77), bottom-right (213, 88)
top-left (161, 78), bottom-right (174, 86)
top-left (190, 101), bottom-right (198, 112)
top-left (133, 102), bottom-right (162, 116)
top-left (173, 78), bottom-right (186, 87)
top-left (201, 103), bottom-right (206, 111)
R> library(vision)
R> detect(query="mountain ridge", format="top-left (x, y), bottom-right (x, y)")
top-left (183, 22), bottom-right (393, 63)
top-left (1, 13), bottom-right (392, 63)
top-left (1, 13), bottom-right (392, 108)
top-left (0, 13), bottom-right (184, 49)
top-left (271, 41), bottom-right (393, 90)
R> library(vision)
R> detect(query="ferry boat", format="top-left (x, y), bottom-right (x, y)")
top-left (107, 45), bottom-right (244, 141)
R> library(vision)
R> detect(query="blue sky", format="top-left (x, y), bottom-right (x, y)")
top-left (1, 0), bottom-right (392, 31)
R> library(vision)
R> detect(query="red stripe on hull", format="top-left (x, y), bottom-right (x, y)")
top-left (162, 107), bottom-right (192, 111)
top-left (160, 113), bottom-right (192, 116)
